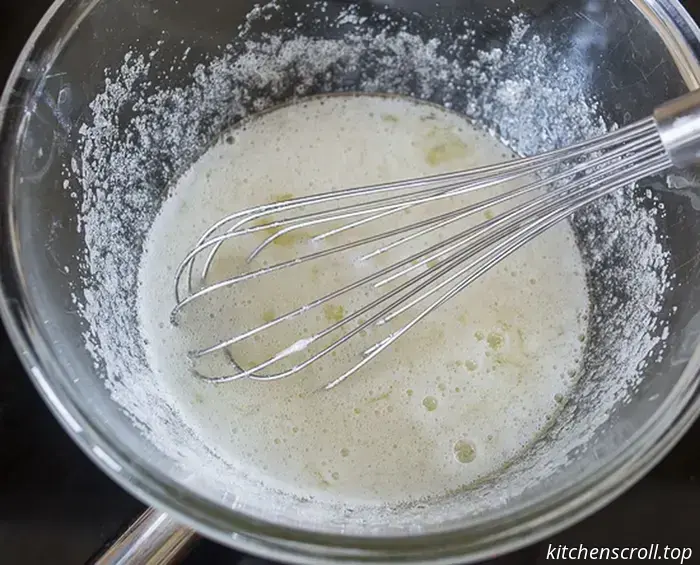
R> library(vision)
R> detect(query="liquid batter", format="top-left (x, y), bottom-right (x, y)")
top-left (138, 94), bottom-right (589, 504)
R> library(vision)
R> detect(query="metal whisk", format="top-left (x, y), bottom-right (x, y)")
top-left (171, 89), bottom-right (700, 390)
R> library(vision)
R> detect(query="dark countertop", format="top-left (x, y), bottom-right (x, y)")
top-left (2, 2), bottom-right (700, 564)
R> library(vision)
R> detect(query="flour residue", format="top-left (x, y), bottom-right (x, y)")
top-left (71, 2), bottom-right (671, 531)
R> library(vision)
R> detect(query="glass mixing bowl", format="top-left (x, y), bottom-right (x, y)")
top-left (3, 0), bottom-right (700, 563)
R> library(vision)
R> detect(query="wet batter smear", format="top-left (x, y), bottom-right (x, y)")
top-left (138, 94), bottom-right (589, 504)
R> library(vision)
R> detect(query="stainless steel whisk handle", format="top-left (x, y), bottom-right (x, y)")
top-left (654, 88), bottom-right (700, 168)
top-left (90, 508), bottom-right (198, 565)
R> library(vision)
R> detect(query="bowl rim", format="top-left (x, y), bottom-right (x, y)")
top-left (3, 0), bottom-right (700, 562)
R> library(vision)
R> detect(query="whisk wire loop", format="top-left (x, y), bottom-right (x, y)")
top-left (170, 102), bottom-right (687, 389)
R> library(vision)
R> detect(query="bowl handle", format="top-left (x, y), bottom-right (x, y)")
top-left (90, 507), bottom-right (198, 565)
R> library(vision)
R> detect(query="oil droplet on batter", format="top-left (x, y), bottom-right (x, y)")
top-left (424, 127), bottom-right (469, 166)
top-left (487, 332), bottom-right (504, 350)
top-left (266, 225), bottom-right (309, 247)
top-left (324, 304), bottom-right (345, 323)
top-left (422, 396), bottom-right (438, 411)
top-left (453, 440), bottom-right (477, 463)
top-left (368, 390), bottom-right (392, 403)
top-left (271, 192), bottom-right (295, 203)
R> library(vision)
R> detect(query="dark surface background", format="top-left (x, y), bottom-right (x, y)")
top-left (2, 2), bottom-right (700, 564)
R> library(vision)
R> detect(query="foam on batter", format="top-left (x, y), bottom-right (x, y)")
top-left (138, 94), bottom-right (588, 504)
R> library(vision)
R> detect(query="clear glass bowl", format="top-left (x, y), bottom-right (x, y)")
top-left (3, 0), bottom-right (700, 562)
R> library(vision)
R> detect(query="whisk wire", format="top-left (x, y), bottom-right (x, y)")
top-left (323, 153), bottom-right (672, 390)
top-left (174, 117), bottom-right (658, 303)
top-left (171, 107), bottom-right (682, 389)
top-left (173, 127), bottom-right (662, 321)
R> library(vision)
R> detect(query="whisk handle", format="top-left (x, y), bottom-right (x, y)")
top-left (654, 88), bottom-right (700, 168)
